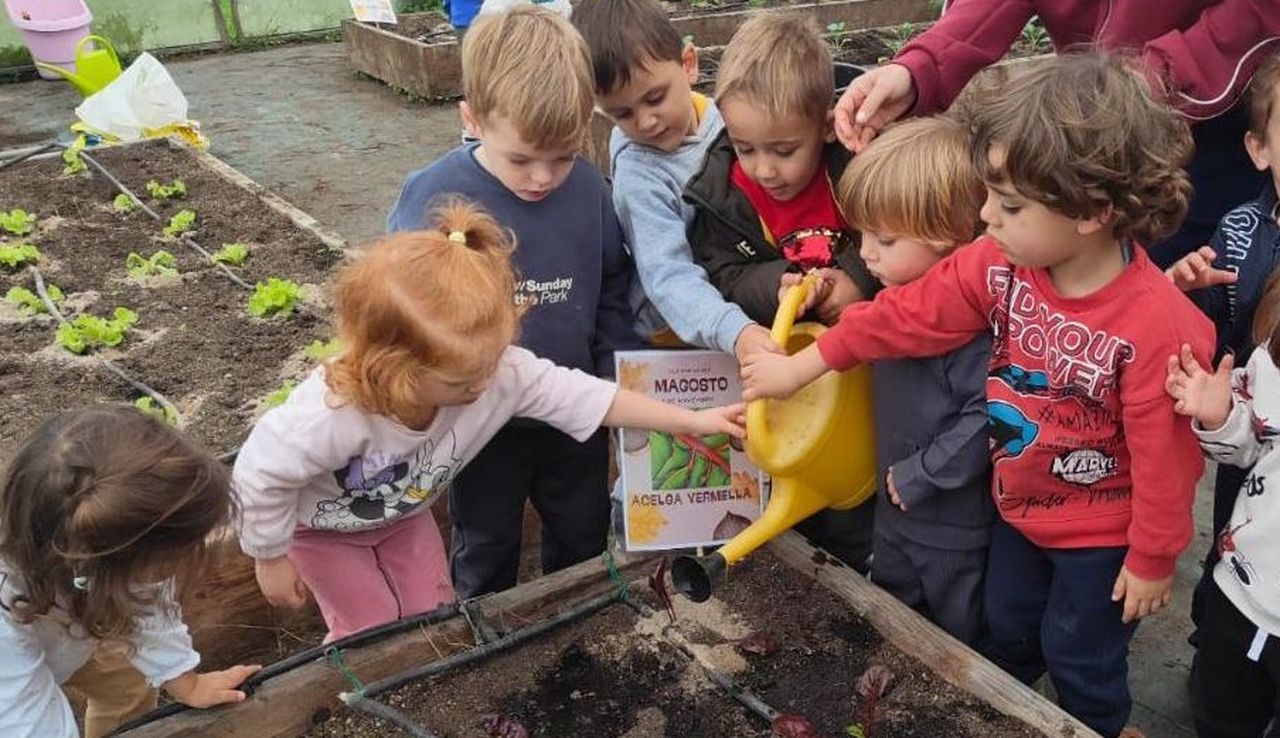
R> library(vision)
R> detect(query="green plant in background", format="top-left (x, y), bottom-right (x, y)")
top-left (55, 307), bottom-right (138, 354)
top-left (248, 278), bottom-right (303, 318)
top-left (1020, 18), bottom-right (1049, 52)
top-left (0, 208), bottom-right (35, 235)
top-left (264, 379), bottom-right (297, 408)
top-left (5, 284), bottom-right (62, 314)
top-left (113, 194), bottom-right (136, 213)
top-left (135, 396), bottom-right (177, 425)
top-left (649, 432), bottom-right (732, 490)
top-left (304, 337), bottom-right (343, 361)
top-left (126, 250), bottom-right (178, 279)
top-left (0, 242), bottom-right (40, 270)
top-left (826, 21), bottom-right (850, 51)
top-left (885, 22), bottom-right (918, 55)
top-left (928, 0), bottom-right (946, 18)
top-left (163, 209), bottom-right (197, 238)
top-left (62, 148), bottom-right (87, 175)
top-left (211, 243), bottom-right (250, 266)
top-left (145, 179), bottom-right (187, 200)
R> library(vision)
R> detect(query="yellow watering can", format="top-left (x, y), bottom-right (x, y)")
top-left (672, 273), bottom-right (878, 602)
top-left (35, 35), bottom-right (122, 97)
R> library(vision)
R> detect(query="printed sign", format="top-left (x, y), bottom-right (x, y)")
top-left (350, 0), bottom-right (398, 24)
top-left (616, 350), bottom-right (766, 551)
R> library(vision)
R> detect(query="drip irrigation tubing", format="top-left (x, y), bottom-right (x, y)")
top-left (340, 695), bottom-right (444, 738)
top-left (0, 140), bottom-right (59, 172)
top-left (74, 148), bottom-right (255, 291)
top-left (104, 601), bottom-right (464, 736)
top-left (352, 589), bottom-right (623, 700)
top-left (29, 267), bottom-right (185, 425)
top-left (622, 596), bottom-right (783, 724)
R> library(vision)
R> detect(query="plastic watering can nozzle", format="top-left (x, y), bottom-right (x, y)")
top-left (671, 552), bottom-right (726, 603)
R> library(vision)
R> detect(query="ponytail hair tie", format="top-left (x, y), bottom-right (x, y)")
top-left (447, 230), bottom-right (468, 246)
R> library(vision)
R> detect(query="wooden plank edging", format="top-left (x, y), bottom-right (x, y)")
top-left (767, 531), bottom-right (1102, 738)
top-left (119, 550), bottom-right (653, 738)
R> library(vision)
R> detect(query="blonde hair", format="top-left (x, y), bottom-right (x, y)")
top-left (462, 5), bottom-right (595, 149)
top-left (970, 53), bottom-right (1193, 245)
top-left (715, 13), bottom-right (833, 124)
top-left (326, 200), bottom-right (521, 426)
top-left (839, 116), bottom-right (984, 250)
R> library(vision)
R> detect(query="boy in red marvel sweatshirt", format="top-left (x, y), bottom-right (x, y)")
top-left (742, 54), bottom-right (1214, 738)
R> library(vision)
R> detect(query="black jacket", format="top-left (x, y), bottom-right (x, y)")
top-left (683, 130), bottom-right (879, 326)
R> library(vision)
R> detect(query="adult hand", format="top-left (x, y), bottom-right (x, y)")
top-left (834, 63), bottom-right (917, 152)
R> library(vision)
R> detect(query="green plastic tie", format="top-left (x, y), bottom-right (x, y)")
top-left (326, 646), bottom-right (365, 697)
top-left (603, 549), bottom-right (631, 601)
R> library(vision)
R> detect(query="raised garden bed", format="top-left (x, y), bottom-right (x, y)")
top-left (0, 137), bottom-right (352, 670)
top-left (342, 0), bottom-right (935, 101)
top-left (118, 533), bottom-right (1099, 738)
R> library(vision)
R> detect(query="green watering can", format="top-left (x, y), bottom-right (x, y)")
top-left (35, 35), bottom-right (122, 97)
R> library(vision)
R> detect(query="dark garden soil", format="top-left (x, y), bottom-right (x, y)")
top-left (0, 140), bottom-right (344, 468)
top-left (307, 551), bottom-right (1041, 738)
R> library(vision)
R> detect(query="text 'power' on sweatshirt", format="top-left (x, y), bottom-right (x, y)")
top-left (387, 144), bottom-right (640, 378)
top-left (817, 236), bottom-right (1214, 579)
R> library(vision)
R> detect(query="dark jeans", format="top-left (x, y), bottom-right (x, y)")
top-left (1150, 100), bottom-right (1269, 270)
top-left (979, 519), bottom-right (1138, 738)
top-left (448, 424), bottom-right (609, 599)
top-left (1193, 579), bottom-right (1280, 738)
top-left (794, 498), bottom-right (875, 573)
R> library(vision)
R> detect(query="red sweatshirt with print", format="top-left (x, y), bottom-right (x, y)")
top-left (817, 237), bottom-right (1214, 578)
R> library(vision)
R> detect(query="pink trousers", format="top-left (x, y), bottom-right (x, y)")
top-left (288, 511), bottom-right (455, 642)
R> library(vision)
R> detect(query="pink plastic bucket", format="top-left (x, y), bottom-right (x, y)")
top-left (4, 0), bottom-right (93, 79)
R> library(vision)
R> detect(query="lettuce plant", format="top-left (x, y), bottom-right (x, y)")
top-left (0, 208), bottom-right (35, 235)
top-left (6, 284), bottom-right (63, 314)
top-left (0, 242), bottom-right (40, 270)
top-left (126, 250), bottom-right (178, 279)
top-left (248, 278), bottom-right (302, 318)
top-left (55, 307), bottom-right (138, 354)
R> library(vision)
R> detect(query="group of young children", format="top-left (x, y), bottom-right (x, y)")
top-left (2, 1), bottom-right (1280, 737)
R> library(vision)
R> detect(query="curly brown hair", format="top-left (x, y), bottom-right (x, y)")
top-left (1, 406), bottom-right (232, 641)
top-left (970, 54), bottom-right (1193, 246)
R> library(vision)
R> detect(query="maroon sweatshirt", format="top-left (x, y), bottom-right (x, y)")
top-left (896, 0), bottom-right (1280, 121)
top-left (817, 237), bottom-right (1214, 578)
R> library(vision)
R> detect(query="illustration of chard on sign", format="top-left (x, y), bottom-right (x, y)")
top-left (649, 431), bottom-right (732, 490)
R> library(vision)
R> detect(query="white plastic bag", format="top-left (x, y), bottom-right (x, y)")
top-left (74, 53), bottom-right (191, 142)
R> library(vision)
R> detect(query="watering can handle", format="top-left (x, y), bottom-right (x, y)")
top-left (76, 35), bottom-right (121, 67)
top-left (745, 272), bottom-right (820, 448)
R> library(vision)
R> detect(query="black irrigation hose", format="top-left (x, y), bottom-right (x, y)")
top-left (105, 601), bottom-right (465, 736)
top-left (622, 597), bottom-right (783, 725)
top-left (73, 148), bottom-right (256, 291)
top-left (341, 695), bottom-right (445, 738)
top-left (29, 266), bottom-right (186, 425)
top-left (0, 139), bottom-right (60, 172)
top-left (355, 589), bottom-right (623, 700)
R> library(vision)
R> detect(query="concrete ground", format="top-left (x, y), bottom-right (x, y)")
top-left (1, 41), bottom-right (1200, 737)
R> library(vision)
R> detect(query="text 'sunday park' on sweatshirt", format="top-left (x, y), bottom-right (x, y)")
top-left (817, 237), bottom-right (1214, 578)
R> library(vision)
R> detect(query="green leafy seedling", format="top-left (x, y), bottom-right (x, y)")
top-left (163, 209), bottom-right (198, 238)
top-left (112, 194), bottom-right (136, 213)
top-left (210, 243), bottom-right (249, 266)
top-left (0, 208), bottom-right (35, 235)
top-left (55, 307), bottom-right (138, 354)
top-left (0, 242), bottom-right (40, 270)
top-left (126, 250), bottom-right (178, 280)
top-left (304, 337), bottom-right (343, 361)
top-left (5, 284), bottom-right (63, 314)
top-left (248, 277), bottom-right (303, 318)
top-left (145, 179), bottom-right (187, 200)
top-left (264, 380), bottom-right (297, 408)
top-left (62, 147), bottom-right (87, 175)
top-left (135, 396), bottom-right (178, 425)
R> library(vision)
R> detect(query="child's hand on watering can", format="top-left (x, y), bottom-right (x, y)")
top-left (741, 345), bottom-right (828, 401)
top-left (779, 272), bottom-right (829, 316)
top-left (689, 403), bottom-right (748, 438)
top-left (812, 268), bottom-right (861, 325)
top-left (734, 324), bottom-right (782, 364)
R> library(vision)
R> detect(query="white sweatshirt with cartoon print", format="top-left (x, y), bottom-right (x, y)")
top-left (1194, 344), bottom-right (1280, 636)
top-left (233, 346), bottom-right (618, 560)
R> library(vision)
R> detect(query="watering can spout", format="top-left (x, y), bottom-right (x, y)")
top-left (673, 273), bottom-right (878, 601)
